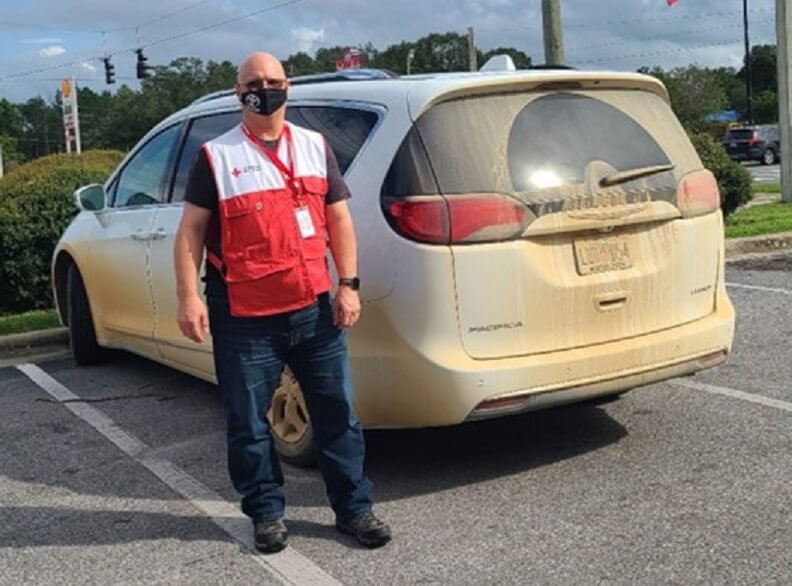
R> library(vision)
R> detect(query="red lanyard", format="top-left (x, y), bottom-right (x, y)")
top-left (240, 123), bottom-right (303, 202)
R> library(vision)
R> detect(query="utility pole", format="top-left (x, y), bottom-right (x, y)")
top-left (777, 0), bottom-right (792, 203)
top-left (542, 0), bottom-right (565, 65)
top-left (467, 27), bottom-right (477, 71)
top-left (743, 0), bottom-right (754, 125)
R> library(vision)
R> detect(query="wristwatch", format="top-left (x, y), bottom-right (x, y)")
top-left (338, 277), bottom-right (361, 291)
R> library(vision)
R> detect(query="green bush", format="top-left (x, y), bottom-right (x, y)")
top-left (688, 132), bottom-right (752, 218)
top-left (0, 150), bottom-right (124, 314)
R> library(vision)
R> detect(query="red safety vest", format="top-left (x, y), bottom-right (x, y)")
top-left (203, 122), bottom-right (333, 317)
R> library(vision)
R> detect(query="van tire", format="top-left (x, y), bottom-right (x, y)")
top-left (762, 148), bottom-right (777, 165)
top-left (67, 265), bottom-right (108, 366)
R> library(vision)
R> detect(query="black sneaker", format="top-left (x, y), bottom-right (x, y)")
top-left (336, 512), bottom-right (391, 548)
top-left (254, 518), bottom-right (288, 554)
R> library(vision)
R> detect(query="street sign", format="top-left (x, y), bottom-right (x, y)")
top-left (61, 77), bottom-right (81, 154)
top-left (336, 47), bottom-right (363, 70)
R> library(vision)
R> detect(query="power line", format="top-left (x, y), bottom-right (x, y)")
top-left (565, 6), bottom-right (774, 30)
top-left (128, 0), bottom-right (306, 51)
top-left (103, 0), bottom-right (212, 34)
top-left (0, 0), bottom-right (307, 81)
top-left (0, 0), bottom-right (212, 34)
top-left (567, 17), bottom-right (775, 56)
top-left (573, 34), bottom-right (777, 66)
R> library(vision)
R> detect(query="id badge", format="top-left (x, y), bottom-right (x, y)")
top-left (295, 207), bottom-right (316, 238)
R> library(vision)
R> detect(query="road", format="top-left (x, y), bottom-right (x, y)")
top-left (1, 253), bottom-right (791, 585)
top-left (745, 161), bottom-right (780, 184)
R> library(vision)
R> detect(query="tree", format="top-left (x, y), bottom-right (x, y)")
top-left (315, 46), bottom-right (346, 73)
top-left (17, 97), bottom-right (62, 160)
top-left (644, 66), bottom-right (728, 129)
top-left (284, 52), bottom-right (319, 76)
top-left (205, 60), bottom-right (237, 90)
top-left (0, 98), bottom-right (23, 138)
top-left (0, 99), bottom-right (24, 169)
top-left (373, 41), bottom-right (415, 74)
top-left (739, 44), bottom-right (777, 95)
top-left (74, 87), bottom-right (113, 151)
top-left (753, 90), bottom-right (778, 124)
top-left (412, 32), bottom-right (471, 73)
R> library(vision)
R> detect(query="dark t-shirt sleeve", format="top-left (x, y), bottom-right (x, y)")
top-left (324, 141), bottom-right (352, 205)
top-left (184, 148), bottom-right (219, 212)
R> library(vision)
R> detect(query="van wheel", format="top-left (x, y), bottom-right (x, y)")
top-left (67, 265), bottom-right (108, 366)
top-left (762, 148), bottom-right (777, 165)
top-left (268, 369), bottom-right (316, 467)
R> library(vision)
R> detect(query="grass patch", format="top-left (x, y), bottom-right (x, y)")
top-left (726, 202), bottom-right (792, 238)
top-left (751, 183), bottom-right (781, 194)
top-left (0, 310), bottom-right (60, 336)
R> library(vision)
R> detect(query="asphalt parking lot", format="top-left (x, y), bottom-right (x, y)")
top-left (1, 253), bottom-right (791, 586)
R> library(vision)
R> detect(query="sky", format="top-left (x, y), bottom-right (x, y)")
top-left (0, 0), bottom-right (780, 104)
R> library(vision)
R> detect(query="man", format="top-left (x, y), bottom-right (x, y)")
top-left (173, 52), bottom-right (391, 554)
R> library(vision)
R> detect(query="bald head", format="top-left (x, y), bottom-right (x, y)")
top-left (237, 52), bottom-right (286, 86)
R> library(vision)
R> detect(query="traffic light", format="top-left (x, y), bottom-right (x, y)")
top-left (103, 57), bottom-right (115, 85)
top-left (135, 49), bottom-right (152, 79)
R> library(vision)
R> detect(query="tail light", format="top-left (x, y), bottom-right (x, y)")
top-left (677, 169), bottom-right (720, 218)
top-left (385, 194), bottom-right (529, 244)
top-left (748, 132), bottom-right (759, 146)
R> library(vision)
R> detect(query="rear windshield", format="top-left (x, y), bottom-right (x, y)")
top-left (726, 129), bottom-right (756, 140)
top-left (384, 90), bottom-right (687, 213)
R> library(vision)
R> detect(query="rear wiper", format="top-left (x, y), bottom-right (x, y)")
top-left (599, 164), bottom-right (675, 187)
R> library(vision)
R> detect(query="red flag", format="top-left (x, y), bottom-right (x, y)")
top-left (668, 0), bottom-right (679, 5)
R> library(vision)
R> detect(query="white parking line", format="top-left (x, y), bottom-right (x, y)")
top-left (16, 363), bottom-right (342, 586)
top-left (726, 282), bottom-right (792, 296)
top-left (671, 378), bottom-right (792, 415)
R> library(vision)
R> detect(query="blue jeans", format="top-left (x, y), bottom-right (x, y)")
top-left (207, 292), bottom-right (373, 523)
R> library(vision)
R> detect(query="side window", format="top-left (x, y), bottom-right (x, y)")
top-left (286, 106), bottom-right (379, 174)
top-left (171, 112), bottom-right (239, 202)
top-left (113, 124), bottom-right (181, 208)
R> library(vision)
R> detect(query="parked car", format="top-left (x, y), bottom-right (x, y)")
top-left (53, 66), bottom-right (736, 464)
top-left (722, 124), bottom-right (780, 165)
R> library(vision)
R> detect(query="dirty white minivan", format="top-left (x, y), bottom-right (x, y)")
top-left (54, 66), bottom-right (735, 463)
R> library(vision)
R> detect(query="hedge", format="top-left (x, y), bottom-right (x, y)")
top-left (688, 132), bottom-right (753, 218)
top-left (0, 150), bottom-right (124, 314)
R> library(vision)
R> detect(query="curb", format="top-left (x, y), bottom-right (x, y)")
top-left (0, 328), bottom-right (69, 352)
top-left (725, 231), bottom-right (792, 259)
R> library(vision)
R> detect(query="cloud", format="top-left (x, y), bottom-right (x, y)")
top-left (292, 27), bottom-right (325, 53)
top-left (22, 37), bottom-right (64, 44)
top-left (81, 62), bottom-right (97, 72)
top-left (0, 0), bottom-right (778, 103)
top-left (39, 45), bottom-right (67, 58)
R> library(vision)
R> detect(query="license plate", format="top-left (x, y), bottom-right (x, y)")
top-left (573, 237), bottom-right (633, 276)
top-left (730, 142), bottom-right (737, 148)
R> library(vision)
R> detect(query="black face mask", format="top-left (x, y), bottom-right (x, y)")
top-left (240, 88), bottom-right (287, 116)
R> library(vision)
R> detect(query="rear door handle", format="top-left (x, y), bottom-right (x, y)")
top-left (151, 228), bottom-right (167, 240)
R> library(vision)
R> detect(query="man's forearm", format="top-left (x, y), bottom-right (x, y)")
top-left (327, 215), bottom-right (358, 279)
top-left (174, 226), bottom-right (205, 301)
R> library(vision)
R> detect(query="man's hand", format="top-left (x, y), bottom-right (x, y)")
top-left (333, 286), bottom-right (361, 329)
top-left (177, 294), bottom-right (209, 343)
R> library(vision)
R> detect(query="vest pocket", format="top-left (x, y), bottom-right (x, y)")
top-left (220, 192), bottom-right (297, 267)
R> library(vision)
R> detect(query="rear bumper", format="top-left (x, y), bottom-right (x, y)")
top-left (725, 147), bottom-right (763, 161)
top-left (353, 287), bottom-right (735, 429)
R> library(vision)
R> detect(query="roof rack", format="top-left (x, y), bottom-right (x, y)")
top-left (290, 68), bottom-right (399, 86)
top-left (525, 64), bottom-right (577, 70)
top-left (189, 68), bottom-right (399, 107)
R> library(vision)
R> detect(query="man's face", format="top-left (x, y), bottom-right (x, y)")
top-left (235, 57), bottom-right (289, 102)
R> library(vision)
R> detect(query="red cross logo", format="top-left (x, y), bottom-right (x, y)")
top-left (231, 168), bottom-right (241, 178)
